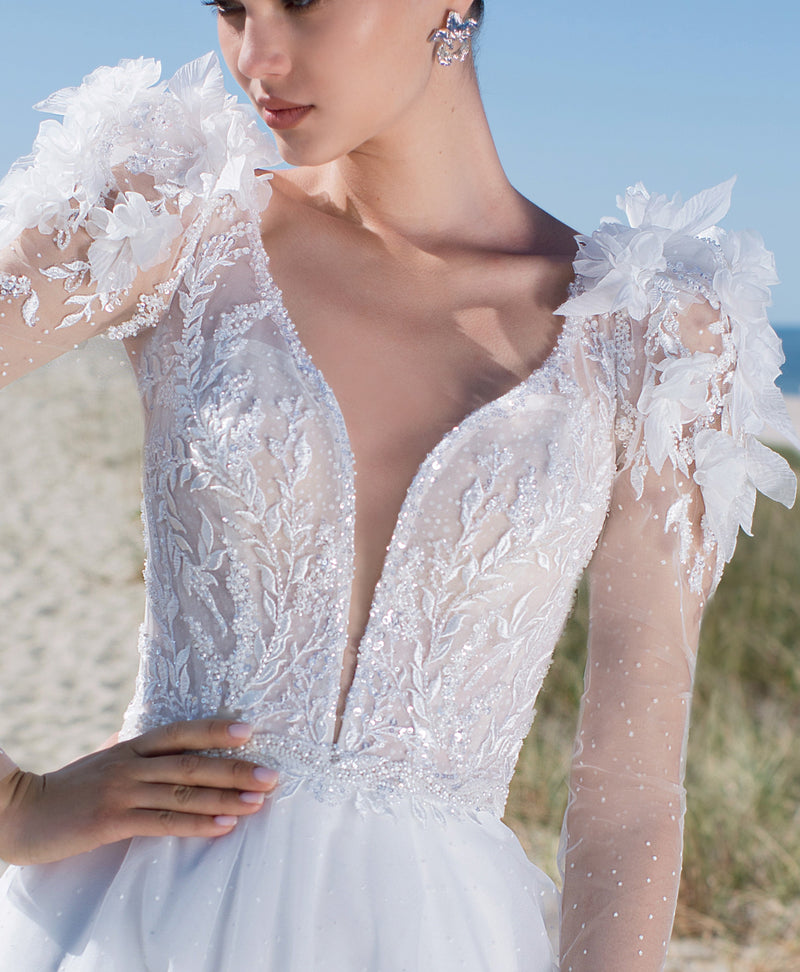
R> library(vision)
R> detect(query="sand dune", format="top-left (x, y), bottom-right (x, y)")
top-left (0, 342), bottom-right (144, 775)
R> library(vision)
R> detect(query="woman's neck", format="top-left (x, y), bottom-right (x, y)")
top-left (314, 68), bottom-right (530, 251)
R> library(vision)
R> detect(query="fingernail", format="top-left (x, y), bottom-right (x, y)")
top-left (239, 791), bottom-right (267, 806)
top-left (228, 723), bottom-right (253, 740)
top-left (214, 815), bottom-right (238, 828)
top-left (253, 767), bottom-right (279, 785)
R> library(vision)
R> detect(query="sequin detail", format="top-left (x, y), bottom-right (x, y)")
top-left (0, 272), bottom-right (39, 327)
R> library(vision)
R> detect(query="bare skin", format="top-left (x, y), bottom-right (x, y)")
top-left (0, 0), bottom-right (579, 861)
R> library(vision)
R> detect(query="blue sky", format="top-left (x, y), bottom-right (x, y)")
top-left (1, 0), bottom-right (798, 321)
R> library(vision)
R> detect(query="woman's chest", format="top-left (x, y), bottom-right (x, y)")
top-left (129, 258), bottom-right (619, 754)
top-left (260, 216), bottom-right (575, 561)
top-left (129, 213), bottom-right (618, 650)
top-left (134, 265), bottom-right (617, 566)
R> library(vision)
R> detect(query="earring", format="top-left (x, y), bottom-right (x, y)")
top-left (429, 11), bottom-right (479, 67)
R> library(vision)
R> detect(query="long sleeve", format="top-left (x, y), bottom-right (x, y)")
top-left (555, 180), bottom-right (798, 970)
top-left (0, 53), bottom-right (277, 387)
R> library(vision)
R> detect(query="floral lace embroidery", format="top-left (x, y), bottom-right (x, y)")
top-left (118, 211), bottom-right (619, 819)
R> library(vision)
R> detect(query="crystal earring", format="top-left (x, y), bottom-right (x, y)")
top-left (429, 11), bottom-right (479, 67)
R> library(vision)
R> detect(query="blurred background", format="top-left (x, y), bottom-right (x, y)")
top-left (0, 3), bottom-right (798, 969)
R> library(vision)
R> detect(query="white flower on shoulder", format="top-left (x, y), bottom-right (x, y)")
top-left (620, 178), bottom-right (736, 237)
top-left (638, 352), bottom-right (718, 473)
top-left (0, 165), bottom-right (75, 245)
top-left (194, 107), bottom-right (276, 209)
top-left (713, 228), bottom-right (779, 325)
top-left (567, 222), bottom-right (669, 321)
top-left (0, 59), bottom-right (167, 249)
top-left (559, 179), bottom-right (738, 322)
top-left (693, 429), bottom-right (797, 562)
top-left (167, 52), bottom-right (231, 129)
top-left (86, 192), bottom-right (182, 294)
top-left (29, 117), bottom-right (111, 212)
top-left (34, 58), bottom-right (164, 129)
top-left (147, 54), bottom-right (278, 211)
top-left (31, 118), bottom-right (90, 178)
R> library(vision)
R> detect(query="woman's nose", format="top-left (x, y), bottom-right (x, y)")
top-left (237, 13), bottom-right (292, 80)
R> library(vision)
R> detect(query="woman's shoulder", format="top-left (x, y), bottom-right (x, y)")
top-left (0, 53), bottom-right (282, 354)
top-left (558, 178), bottom-right (796, 447)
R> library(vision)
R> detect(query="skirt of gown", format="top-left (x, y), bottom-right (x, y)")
top-left (0, 782), bottom-right (560, 971)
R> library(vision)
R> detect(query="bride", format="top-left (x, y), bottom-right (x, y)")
top-left (0, 2), bottom-right (795, 970)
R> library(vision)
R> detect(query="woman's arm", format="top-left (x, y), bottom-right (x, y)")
top-left (556, 180), bottom-right (798, 970)
top-left (0, 54), bottom-right (282, 863)
top-left (560, 462), bottom-right (703, 969)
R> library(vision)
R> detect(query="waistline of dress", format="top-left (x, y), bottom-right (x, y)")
top-left (198, 729), bottom-right (503, 821)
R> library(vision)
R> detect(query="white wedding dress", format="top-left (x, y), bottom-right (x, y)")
top-left (0, 55), bottom-right (796, 972)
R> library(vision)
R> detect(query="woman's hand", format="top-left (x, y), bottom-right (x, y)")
top-left (0, 720), bottom-right (279, 866)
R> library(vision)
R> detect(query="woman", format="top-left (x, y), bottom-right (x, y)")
top-left (0, 2), bottom-right (796, 970)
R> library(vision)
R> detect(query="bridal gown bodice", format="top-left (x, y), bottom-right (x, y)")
top-left (0, 55), bottom-right (797, 972)
top-left (121, 209), bottom-right (615, 818)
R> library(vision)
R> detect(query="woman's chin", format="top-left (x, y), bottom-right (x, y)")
top-left (269, 130), bottom-right (361, 170)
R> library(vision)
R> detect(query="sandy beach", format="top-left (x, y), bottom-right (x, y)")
top-left (1, 341), bottom-right (798, 971)
top-left (0, 342), bottom-right (144, 774)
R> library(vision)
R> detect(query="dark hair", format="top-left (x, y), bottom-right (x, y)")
top-left (468, 0), bottom-right (485, 25)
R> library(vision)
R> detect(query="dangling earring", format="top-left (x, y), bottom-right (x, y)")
top-left (429, 10), bottom-right (479, 67)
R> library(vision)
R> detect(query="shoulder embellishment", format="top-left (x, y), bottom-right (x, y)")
top-left (0, 53), bottom-right (279, 301)
top-left (558, 178), bottom-right (742, 323)
top-left (559, 179), bottom-right (798, 586)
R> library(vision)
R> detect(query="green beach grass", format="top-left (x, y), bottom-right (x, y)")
top-left (505, 447), bottom-right (800, 953)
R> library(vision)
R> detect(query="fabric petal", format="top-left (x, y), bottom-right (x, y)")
top-left (745, 437), bottom-right (798, 508)
top-left (693, 430), bottom-right (756, 561)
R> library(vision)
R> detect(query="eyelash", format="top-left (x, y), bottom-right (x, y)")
top-left (202, 0), bottom-right (319, 14)
top-left (202, 1), bottom-right (240, 14)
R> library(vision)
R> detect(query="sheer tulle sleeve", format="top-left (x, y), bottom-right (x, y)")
top-left (555, 180), bottom-right (799, 970)
top-left (0, 53), bottom-right (277, 387)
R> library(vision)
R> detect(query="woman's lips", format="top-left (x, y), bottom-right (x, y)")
top-left (257, 99), bottom-right (313, 131)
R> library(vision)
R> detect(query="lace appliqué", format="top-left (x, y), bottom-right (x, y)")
top-left (0, 271), bottom-right (39, 327)
top-left (0, 53), bottom-right (277, 339)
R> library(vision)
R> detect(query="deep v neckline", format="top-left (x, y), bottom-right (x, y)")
top-left (246, 216), bottom-right (581, 747)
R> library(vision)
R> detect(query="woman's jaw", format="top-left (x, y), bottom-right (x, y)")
top-left (217, 0), bottom-right (480, 169)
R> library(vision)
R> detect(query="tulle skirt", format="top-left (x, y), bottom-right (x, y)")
top-left (0, 782), bottom-right (559, 971)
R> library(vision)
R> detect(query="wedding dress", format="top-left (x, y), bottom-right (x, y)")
top-left (0, 55), bottom-right (796, 972)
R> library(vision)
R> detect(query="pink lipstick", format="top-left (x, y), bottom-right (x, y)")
top-left (257, 97), bottom-right (313, 131)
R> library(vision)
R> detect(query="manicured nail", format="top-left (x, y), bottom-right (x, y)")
top-left (214, 815), bottom-right (239, 828)
top-left (253, 767), bottom-right (279, 785)
top-left (239, 791), bottom-right (267, 806)
top-left (228, 723), bottom-right (253, 740)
